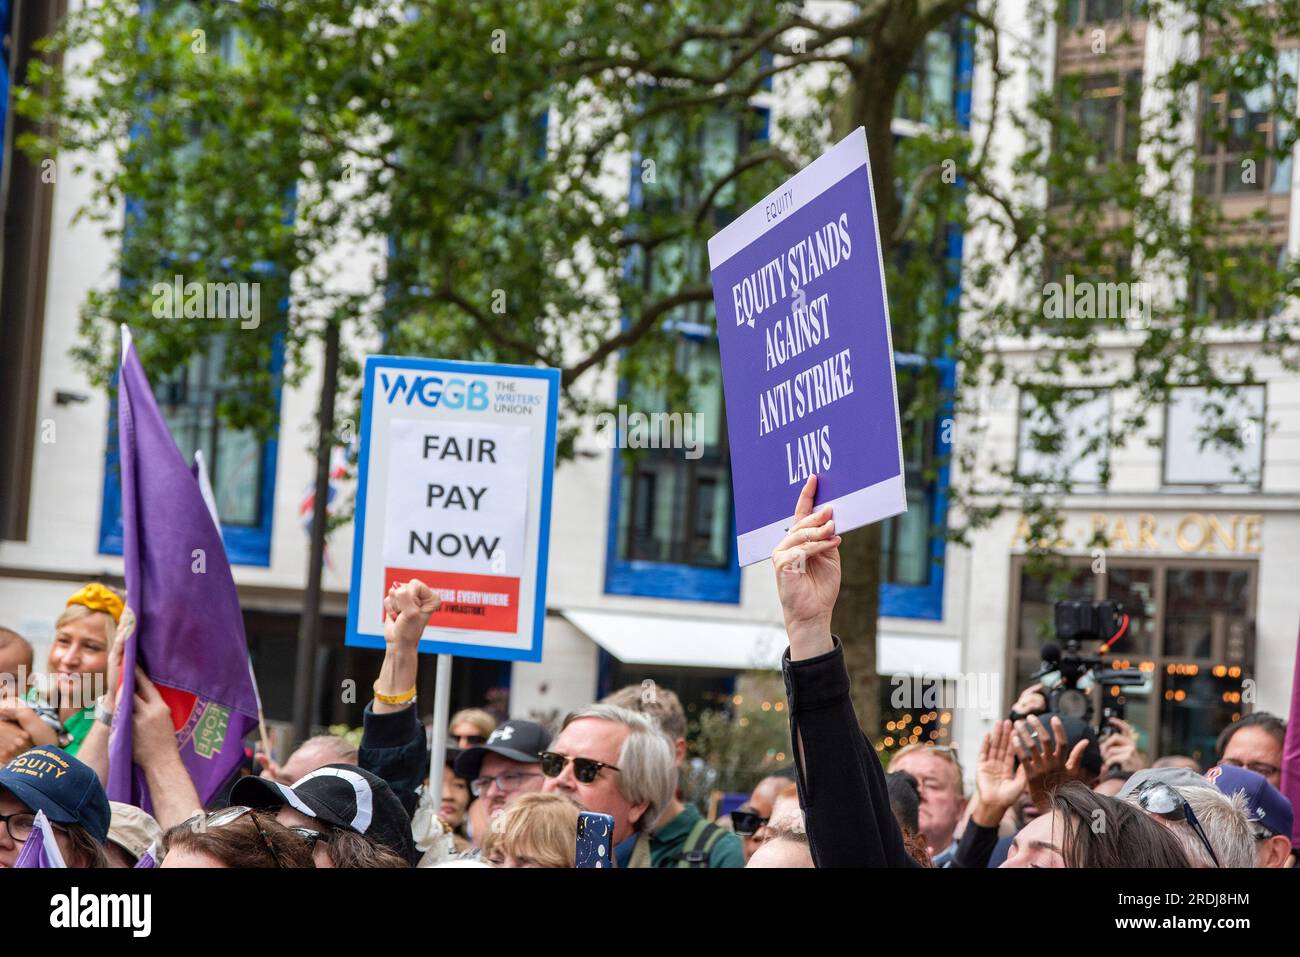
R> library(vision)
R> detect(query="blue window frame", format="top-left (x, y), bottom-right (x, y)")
top-left (98, 333), bottom-right (284, 567)
top-left (604, 323), bottom-right (742, 603)
top-left (97, 0), bottom-right (285, 566)
top-left (604, 105), bottom-right (770, 604)
top-left (876, 18), bottom-right (971, 620)
top-left (0, 1), bottom-right (12, 144)
top-left (606, 23), bottom-right (968, 616)
top-left (879, 355), bottom-right (955, 620)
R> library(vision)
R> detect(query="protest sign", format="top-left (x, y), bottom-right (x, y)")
top-left (347, 357), bottom-right (559, 661)
top-left (707, 127), bottom-right (906, 566)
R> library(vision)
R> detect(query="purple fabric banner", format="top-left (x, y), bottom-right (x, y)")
top-left (1282, 623), bottom-right (1300, 848)
top-left (707, 127), bottom-right (906, 565)
top-left (14, 809), bottom-right (67, 868)
top-left (108, 327), bottom-right (260, 811)
top-left (133, 843), bottom-right (158, 869)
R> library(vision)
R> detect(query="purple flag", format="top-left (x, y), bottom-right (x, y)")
top-left (1282, 623), bottom-right (1300, 848)
top-left (14, 810), bottom-right (67, 868)
top-left (133, 842), bottom-right (158, 869)
top-left (108, 326), bottom-right (261, 810)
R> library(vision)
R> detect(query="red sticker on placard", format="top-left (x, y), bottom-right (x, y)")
top-left (383, 567), bottom-right (520, 633)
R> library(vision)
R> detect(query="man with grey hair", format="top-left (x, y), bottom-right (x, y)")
top-left (540, 703), bottom-right (675, 857)
top-left (1120, 767), bottom-right (1256, 868)
top-left (602, 683), bottom-right (743, 867)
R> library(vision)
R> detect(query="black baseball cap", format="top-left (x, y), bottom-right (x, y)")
top-left (0, 746), bottom-right (110, 844)
top-left (454, 719), bottom-right (551, 781)
top-left (231, 764), bottom-right (414, 864)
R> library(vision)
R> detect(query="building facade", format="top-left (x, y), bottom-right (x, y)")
top-left (954, 0), bottom-right (1300, 770)
top-left (2, 0), bottom-right (1294, 779)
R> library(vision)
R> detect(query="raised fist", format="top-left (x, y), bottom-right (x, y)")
top-left (383, 579), bottom-right (441, 650)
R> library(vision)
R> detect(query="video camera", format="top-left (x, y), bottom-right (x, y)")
top-left (1032, 599), bottom-right (1149, 735)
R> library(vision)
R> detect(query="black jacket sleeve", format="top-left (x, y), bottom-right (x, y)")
top-left (952, 819), bottom-right (1001, 869)
top-left (782, 637), bottom-right (918, 868)
top-left (358, 701), bottom-right (427, 818)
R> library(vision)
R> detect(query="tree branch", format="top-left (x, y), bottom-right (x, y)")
top-left (562, 283), bottom-right (714, 387)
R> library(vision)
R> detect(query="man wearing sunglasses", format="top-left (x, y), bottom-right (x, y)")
top-left (540, 703), bottom-right (675, 852)
top-left (730, 804), bottom-right (769, 862)
top-left (601, 683), bottom-right (744, 868)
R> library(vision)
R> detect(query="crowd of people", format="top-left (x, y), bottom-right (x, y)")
top-left (0, 477), bottom-right (1295, 869)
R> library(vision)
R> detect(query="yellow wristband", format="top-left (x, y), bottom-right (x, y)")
top-left (373, 684), bottom-right (417, 706)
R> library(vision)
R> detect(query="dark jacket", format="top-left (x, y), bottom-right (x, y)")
top-left (782, 637), bottom-right (918, 868)
top-left (358, 701), bottom-right (426, 818)
top-left (953, 818), bottom-right (1003, 869)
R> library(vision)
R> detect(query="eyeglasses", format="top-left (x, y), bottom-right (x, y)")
top-left (538, 751), bottom-right (620, 784)
top-left (456, 734), bottom-right (488, 748)
top-left (729, 810), bottom-right (769, 836)
top-left (1133, 783), bottom-right (1221, 868)
top-left (183, 805), bottom-right (320, 868)
top-left (0, 811), bottom-right (39, 842)
top-left (1220, 757), bottom-right (1280, 780)
top-left (470, 771), bottom-right (542, 798)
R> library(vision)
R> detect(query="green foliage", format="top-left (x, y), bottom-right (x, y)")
top-left (16, 0), bottom-right (1300, 550)
top-left (687, 673), bottom-right (792, 797)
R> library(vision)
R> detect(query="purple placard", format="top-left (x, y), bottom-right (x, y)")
top-left (707, 127), bottom-right (906, 566)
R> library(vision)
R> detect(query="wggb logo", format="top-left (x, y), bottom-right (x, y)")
top-left (379, 373), bottom-right (488, 410)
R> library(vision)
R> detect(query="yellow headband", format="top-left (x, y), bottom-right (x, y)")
top-left (66, 583), bottom-right (124, 624)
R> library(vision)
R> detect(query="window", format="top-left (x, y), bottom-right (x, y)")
top-left (1016, 389), bottom-right (1110, 490)
top-left (896, 22), bottom-right (959, 129)
top-left (1196, 51), bottom-right (1297, 198)
top-left (1009, 557), bottom-right (1257, 765)
top-left (1064, 0), bottom-right (1136, 25)
top-left (1052, 71), bottom-right (1142, 205)
top-left (100, 334), bottom-right (281, 566)
top-left (614, 335), bottom-right (731, 570)
top-left (605, 108), bottom-right (762, 603)
top-left (879, 359), bottom-right (953, 600)
top-left (98, 0), bottom-right (284, 565)
top-left (1163, 386), bottom-right (1265, 488)
top-left (1192, 244), bottom-right (1287, 322)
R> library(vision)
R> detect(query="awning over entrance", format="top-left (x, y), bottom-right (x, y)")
top-left (559, 608), bottom-right (963, 677)
top-left (560, 609), bottom-right (787, 671)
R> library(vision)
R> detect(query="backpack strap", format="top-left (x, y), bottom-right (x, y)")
top-left (672, 818), bottom-right (722, 868)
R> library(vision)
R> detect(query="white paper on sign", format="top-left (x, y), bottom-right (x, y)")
top-left (382, 419), bottom-right (530, 577)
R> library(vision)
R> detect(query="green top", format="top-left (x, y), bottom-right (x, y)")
top-left (60, 706), bottom-right (95, 756)
top-left (24, 690), bottom-right (95, 757)
top-left (646, 804), bottom-right (745, 868)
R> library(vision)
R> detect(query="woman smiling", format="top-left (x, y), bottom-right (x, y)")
top-left (21, 583), bottom-right (122, 757)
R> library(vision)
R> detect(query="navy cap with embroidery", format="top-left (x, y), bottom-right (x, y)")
top-left (1205, 764), bottom-right (1293, 839)
top-left (0, 746), bottom-right (110, 844)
